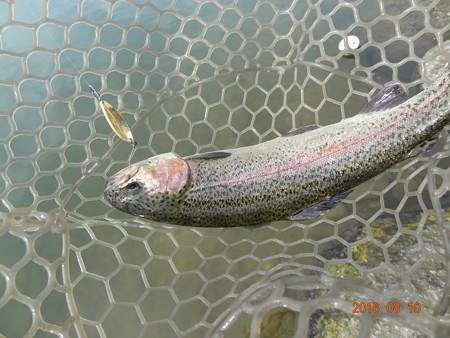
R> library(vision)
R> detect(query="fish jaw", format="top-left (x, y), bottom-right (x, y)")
top-left (105, 165), bottom-right (139, 189)
top-left (104, 164), bottom-right (143, 214)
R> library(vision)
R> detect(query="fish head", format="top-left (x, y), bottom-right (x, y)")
top-left (104, 153), bottom-right (191, 219)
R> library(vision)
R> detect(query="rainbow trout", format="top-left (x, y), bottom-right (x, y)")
top-left (104, 66), bottom-right (450, 227)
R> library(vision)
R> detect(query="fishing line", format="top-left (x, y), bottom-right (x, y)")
top-left (23, 0), bottom-right (137, 164)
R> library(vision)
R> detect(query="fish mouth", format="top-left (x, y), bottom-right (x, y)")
top-left (105, 166), bottom-right (140, 188)
top-left (105, 173), bottom-right (121, 188)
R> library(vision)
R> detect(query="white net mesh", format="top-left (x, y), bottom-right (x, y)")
top-left (0, 0), bottom-right (449, 336)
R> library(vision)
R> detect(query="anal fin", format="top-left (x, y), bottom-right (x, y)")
top-left (359, 84), bottom-right (408, 114)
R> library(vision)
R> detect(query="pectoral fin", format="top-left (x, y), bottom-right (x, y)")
top-left (286, 190), bottom-right (352, 221)
top-left (359, 84), bottom-right (408, 114)
top-left (184, 151), bottom-right (231, 160)
top-left (282, 124), bottom-right (321, 137)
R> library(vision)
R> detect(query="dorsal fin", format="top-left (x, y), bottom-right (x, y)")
top-left (184, 151), bottom-right (231, 160)
top-left (359, 84), bottom-right (408, 114)
top-left (286, 190), bottom-right (352, 221)
top-left (282, 124), bottom-right (321, 137)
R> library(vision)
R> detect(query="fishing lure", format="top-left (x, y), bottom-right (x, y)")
top-left (89, 85), bottom-right (137, 148)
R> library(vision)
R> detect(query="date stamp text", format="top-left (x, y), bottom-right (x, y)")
top-left (352, 301), bottom-right (421, 314)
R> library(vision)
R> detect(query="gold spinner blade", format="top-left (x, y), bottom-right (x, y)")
top-left (89, 85), bottom-right (137, 147)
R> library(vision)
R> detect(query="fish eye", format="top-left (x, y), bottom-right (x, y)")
top-left (126, 182), bottom-right (141, 191)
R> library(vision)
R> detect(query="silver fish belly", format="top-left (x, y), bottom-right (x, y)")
top-left (104, 66), bottom-right (450, 227)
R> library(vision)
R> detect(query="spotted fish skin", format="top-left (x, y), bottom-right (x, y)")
top-left (104, 67), bottom-right (450, 227)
